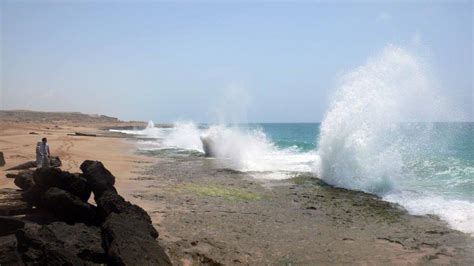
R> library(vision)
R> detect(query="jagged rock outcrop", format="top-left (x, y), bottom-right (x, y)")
top-left (0, 235), bottom-right (20, 265)
top-left (102, 213), bottom-right (171, 265)
top-left (0, 217), bottom-right (25, 237)
top-left (12, 170), bottom-right (34, 191)
top-left (16, 223), bottom-right (107, 265)
top-left (2, 160), bottom-right (171, 265)
top-left (96, 190), bottom-right (158, 238)
top-left (41, 188), bottom-right (97, 224)
top-left (33, 168), bottom-right (91, 202)
top-left (80, 160), bottom-right (116, 198)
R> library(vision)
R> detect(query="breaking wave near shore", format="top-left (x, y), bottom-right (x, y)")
top-left (112, 45), bottom-right (473, 235)
top-left (113, 121), bottom-right (319, 180)
top-left (315, 45), bottom-right (473, 235)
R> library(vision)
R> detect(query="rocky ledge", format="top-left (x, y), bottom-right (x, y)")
top-left (0, 160), bottom-right (171, 265)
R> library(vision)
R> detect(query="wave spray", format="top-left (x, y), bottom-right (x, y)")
top-left (316, 45), bottom-right (458, 192)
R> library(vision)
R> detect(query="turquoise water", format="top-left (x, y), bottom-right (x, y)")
top-left (242, 123), bottom-right (320, 152)
top-left (113, 121), bottom-right (474, 234)
top-left (255, 122), bottom-right (473, 201)
top-left (113, 44), bottom-right (474, 234)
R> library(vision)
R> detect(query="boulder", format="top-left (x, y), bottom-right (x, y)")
top-left (200, 136), bottom-right (216, 157)
top-left (74, 132), bottom-right (97, 137)
top-left (16, 223), bottom-right (82, 265)
top-left (46, 222), bottom-right (106, 263)
top-left (13, 170), bottom-right (35, 190)
top-left (49, 156), bottom-right (62, 168)
top-left (6, 161), bottom-right (36, 171)
top-left (80, 160), bottom-right (116, 198)
top-left (6, 169), bottom-right (33, 179)
top-left (5, 174), bottom-right (16, 179)
top-left (0, 189), bottom-right (31, 216)
top-left (22, 185), bottom-right (44, 207)
top-left (102, 213), bottom-right (171, 266)
top-left (33, 168), bottom-right (91, 202)
top-left (6, 157), bottom-right (61, 171)
top-left (0, 152), bottom-right (5, 167)
top-left (41, 188), bottom-right (96, 224)
top-left (0, 216), bottom-right (25, 236)
top-left (96, 190), bottom-right (157, 238)
top-left (0, 235), bottom-right (21, 265)
top-left (16, 222), bottom-right (106, 265)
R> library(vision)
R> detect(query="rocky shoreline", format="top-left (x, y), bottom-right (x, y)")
top-left (128, 149), bottom-right (474, 265)
top-left (0, 160), bottom-right (170, 265)
top-left (1, 111), bottom-right (473, 265)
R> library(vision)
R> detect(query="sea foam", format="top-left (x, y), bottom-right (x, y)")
top-left (315, 45), bottom-right (473, 234)
top-left (316, 45), bottom-right (455, 192)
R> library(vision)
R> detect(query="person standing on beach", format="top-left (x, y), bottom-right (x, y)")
top-left (36, 138), bottom-right (50, 168)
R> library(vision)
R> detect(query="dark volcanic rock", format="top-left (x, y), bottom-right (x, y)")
top-left (16, 222), bottom-right (106, 265)
top-left (13, 170), bottom-right (35, 190)
top-left (42, 187), bottom-right (96, 224)
top-left (5, 173), bottom-right (16, 179)
top-left (0, 235), bottom-right (21, 265)
top-left (0, 152), bottom-right (5, 167)
top-left (97, 190), bottom-right (157, 238)
top-left (48, 222), bottom-right (106, 263)
top-left (16, 223), bottom-right (79, 265)
top-left (6, 161), bottom-right (36, 171)
top-left (0, 188), bottom-right (31, 216)
top-left (80, 160), bottom-right (116, 197)
top-left (0, 216), bottom-right (25, 237)
top-left (6, 157), bottom-right (61, 171)
top-left (22, 185), bottom-right (44, 207)
top-left (33, 168), bottom-right (91, 202)
top-left (74, 132), bottom-right (97, 137)
top-left (102, 213), bottom-right (171, 266)
top-left (49, 156), bottom-right (62, 168)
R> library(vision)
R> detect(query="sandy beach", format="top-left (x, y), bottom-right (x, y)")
top-left (0, 111), bottom-right (150, 193)
top-left (1, 111), bottom-right (473, 265)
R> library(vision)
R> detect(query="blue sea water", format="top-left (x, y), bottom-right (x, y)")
top-left (113, 121), bottom-right (474, 235)
top-left (254, 122), bottom-right (474, 202)
top-left (244, 123), bottom-right (320, 152)
top-left (111, 45), bottom-right (473, 235)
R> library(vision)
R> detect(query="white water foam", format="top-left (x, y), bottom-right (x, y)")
top-left (315, 45), bottom-right (473, 234)
top-left (384, 192), bottom-right (474, 235)
top-left (115, 121), bottom-right (317, 178)
top-left (200, 125), bottom-right (317, 174)
top-left (162, 122), bottom-right (203, 151)
top-left (110, 120), bottom-right (168, 138)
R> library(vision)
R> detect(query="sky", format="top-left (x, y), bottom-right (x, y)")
top-left (1, 0), bottom-right (472, 123)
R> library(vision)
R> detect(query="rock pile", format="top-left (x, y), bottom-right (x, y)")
top-left (0, 160), bottom-right (171, 265)
top-left (6, 157), bottom-right (62, 171)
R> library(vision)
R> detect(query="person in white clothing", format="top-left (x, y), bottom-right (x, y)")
top-left (36, 137), bottom-right (50, 168)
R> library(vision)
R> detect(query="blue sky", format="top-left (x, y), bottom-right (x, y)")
top-left (1, 1), bottom-right (472, 122)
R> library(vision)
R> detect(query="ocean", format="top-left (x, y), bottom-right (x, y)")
top-left (111, 45), bottom-right (473, 235)
top-left (112, 121), bottom-right (473, 235)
